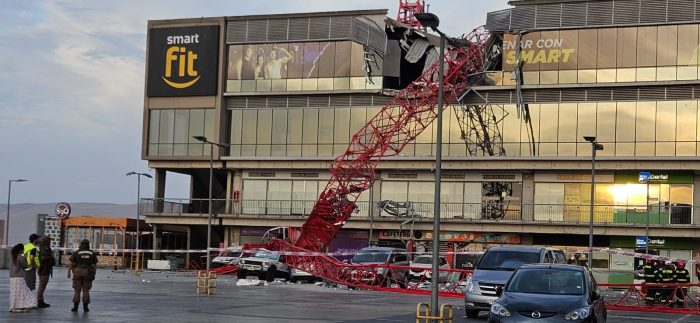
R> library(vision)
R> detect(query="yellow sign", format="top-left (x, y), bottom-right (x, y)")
top-left (503, 36), bottom-right (575, 65)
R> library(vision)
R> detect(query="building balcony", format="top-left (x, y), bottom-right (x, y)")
top-left (140, 198), bottom-right (696, 228)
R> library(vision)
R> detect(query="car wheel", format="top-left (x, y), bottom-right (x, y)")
top-left (265, 267), bottom-right (276, 282)
top-left (236, 270), bottom-right (246, 279)
top-left (465, 309), bottom-right (479, 319)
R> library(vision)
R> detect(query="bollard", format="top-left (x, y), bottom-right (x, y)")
top-left (415, 303), bottom-right (453, 323)
top-left (197, 271), bottom-right (217, 295)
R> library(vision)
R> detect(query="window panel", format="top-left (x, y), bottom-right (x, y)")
top-left (303, 43), bottom-right (320, 78)
top-left (539, 104), bottom-right (558, 143)
top-left (577, 69), bottom-right (596, 83)
top-left (256, 109), bottom-right (272, 156)
top-left (204, 109), bottom-right (215, 142)
top-left (597, 103), bottom-right (616, 142)
top-left (522, 104), bottom-right (540, 156)
top-left (227, 45), bottom-right (244, 80)
top-left (578, 29), bottom-right (597, 69)
top-left (677, 101), bottom-right (697, 142)
top-left (616, 102), bottom-right (636, 142)
top-left (229, 110), bottom-right (242, 156)
top-left (677, 24), bottom-right (699, 65)
top-left (149, 110), bottom-right (160, 144)
top-left (287, 43), bottom-right (304, 79)
top-left (657, 26), bottom-right (678, 67)
top-left (271, 110), bottom-right (288, 144)
top-left (408, 182), bottom-right (434, 203)
top-left (287, 109), bottom-right (303, 145)
top-left (559, 30), bottom-right (578, 70)
top-left (656, 67), bottom-right (676, 81)
top-left (558, 103), bottom-right (577, 142)
top-left (577, 103), bottom-right (596, 154)
top-left (637, 27), bottom-right (658, 67)
top-left (241, 110), bottom-right (257, 145)
top-left (677, 66), bottom-right (697, 80)
top-left (521, 32), bottom-right (541, 71)
top-left (637, 67), bottom-right (656, 81)
top-left (318, 42), bottom-right (335, 78)
top-left (158, 110), bottom-right (174, 145)
top-left (559, 70), bottom-right (577, 83)
top-left (636, 102), bottom-right (656, 142)
top-left (656, 101), bottom-right (676, 142)
top-left (335, 42), bottom-right (351, 77)
top-left (174, 110), bottom-right (189, 144)
top-left (539, 31), bottom-right (560, 71)
top-left (318, 109), bottom-right (334, 144)
top-left (350, 42), bottom-right (366, 77)
top-left (617, 27), bottom-right (637, 68)
top-left (597, 28), bottom-right (617, 68)
top-left (381, 181), bottom-right (408, 202)
top-left (502, 104), bottom-right (521, 143)
top-left (617, 68), bottom-right (635, 82)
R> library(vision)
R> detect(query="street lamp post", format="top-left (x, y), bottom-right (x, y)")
top-left (5, 179), bottom-right (28, 246)
top-left (583, 136), bottom-right (604, 268)
top-left (415, 12), bottom-right (445, 320)
top-left (193, 135), bottom-right (229, 275)
top-left (126, 172), bottom-right (152, 252)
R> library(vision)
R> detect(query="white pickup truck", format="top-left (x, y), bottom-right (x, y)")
top-left (236, 249), bottom-right (314, 282)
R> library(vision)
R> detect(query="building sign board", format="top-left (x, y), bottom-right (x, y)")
top-left (147, 25), bottom-right (219, 97)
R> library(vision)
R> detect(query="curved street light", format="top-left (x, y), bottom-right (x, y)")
top-left (126, 172), bottom-right (152, 252)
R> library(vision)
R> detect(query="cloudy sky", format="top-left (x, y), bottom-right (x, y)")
top-left (0, 0), bottom-right (510, 204)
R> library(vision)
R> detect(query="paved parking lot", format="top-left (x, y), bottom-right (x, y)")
top-left (1, 267), bottom-right (699, 322)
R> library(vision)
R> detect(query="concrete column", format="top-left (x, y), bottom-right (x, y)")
top-left (154, 169), bottom-right (166, 213)
top-left (233, 170), bottom-right (243, 215)
top-left (152, 224), bottom-right (160, 259)
top-left (522, 173), bottom-right (535, 221)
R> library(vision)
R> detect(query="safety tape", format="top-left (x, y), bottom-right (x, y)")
top-left (0, 245), bottom-right (695, 263)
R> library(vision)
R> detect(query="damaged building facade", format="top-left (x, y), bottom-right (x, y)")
top-left (142, 3), bottom-right (700, 276)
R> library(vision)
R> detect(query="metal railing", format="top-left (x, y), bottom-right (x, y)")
top-left (140, 198), bottom-right (696, 226)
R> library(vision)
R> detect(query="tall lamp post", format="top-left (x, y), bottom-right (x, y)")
top-left (193, 135), bottom-right (229, 274)
top-left (126, 172), bottom-right (152, 252)
top-left (583, 136), bottom-right (604, 268)
top-left (5, 179), bottom-right (28, 246)
top-left (415, 12), bottom-right (445, 319)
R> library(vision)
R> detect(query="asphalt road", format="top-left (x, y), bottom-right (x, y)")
top-left (0, 267), bottom-right (698, 322)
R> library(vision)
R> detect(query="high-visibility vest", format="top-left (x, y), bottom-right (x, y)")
top-left (23, 242), bottom-right (40, 270)
top-left (676, 269), bottom-right (690, 283)
top-left (660, 268), bottom-right (675, 282)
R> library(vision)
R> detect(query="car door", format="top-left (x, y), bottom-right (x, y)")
top-left (588, 270), bottom-right (606, 321)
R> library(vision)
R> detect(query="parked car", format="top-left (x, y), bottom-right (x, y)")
top-left (236, 249), bottom-right (314, 282)
top-left (212, 246), bottom-right (248, 267)
top-left (464, 246), bottom-right (566, 319)
top-left (409, 254), bottom-right (450, 281)
top-left (488, 264), bottom-right (607, 322)
top-left (350, 247), bottom-right (410, 287)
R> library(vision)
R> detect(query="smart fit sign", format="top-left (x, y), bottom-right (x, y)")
top-left (147, 25), bottom-right (219, 97)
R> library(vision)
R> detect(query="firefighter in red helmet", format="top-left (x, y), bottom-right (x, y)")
top-left (674, 261), bottom-right (690, 307)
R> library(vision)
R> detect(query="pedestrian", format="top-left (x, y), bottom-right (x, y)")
top-left (9, 243), bottom-right (38, 312)
top-left (67, 239), bottom-right (98, 312)
top-left (658, 260), bottom-right (676, 305)
top-left (37, 235), bottom-right (55, 308)
top-left (674, 261), bottom-right (690, 307)
top-left (23, 233), bottom-right (41, 291)
top-left (643, 258), bottom-right (658, 305)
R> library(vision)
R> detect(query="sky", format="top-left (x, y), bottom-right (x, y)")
top-left (0, 0), bottom-right (510, 204)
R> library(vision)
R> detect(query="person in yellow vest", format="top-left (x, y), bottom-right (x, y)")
top-left (674, 261), bottom-right (690, 308)
top-left (23, 234), bottom-right (41, 291)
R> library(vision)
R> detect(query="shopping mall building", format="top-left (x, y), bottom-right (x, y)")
top-left (140, 0), bottom-right (700, 277)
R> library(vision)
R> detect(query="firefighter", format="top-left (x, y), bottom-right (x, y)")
top-left (658, 261), bottom-right (676, 305)
top-left (674, 261), bottom-right (690, 307)
top-left (643, 258), bottom-right (658, 305)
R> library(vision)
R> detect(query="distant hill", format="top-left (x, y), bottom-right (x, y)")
top-left (1, 203), bottom-right (136, 245)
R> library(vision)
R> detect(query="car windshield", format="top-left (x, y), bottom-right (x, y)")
top-left (351, 251), bottom-right (390, 263)
top-left (476, 251), bottom-right (540, 270)
top-left (506, 268), bottom-right (585, 295)
top-left (219, 250), bottom-right (242, 258)
top-left (413, 256), bottom-right (433, 264)
top-left (253, 252), bottom-right (279, 260)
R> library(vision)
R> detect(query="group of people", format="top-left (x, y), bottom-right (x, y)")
top-left (232, 45), bottom-right (293, 80)
top-left (8, 234), bottom-right (98, 313)
top-left (642, 259), bottom-right (691, 307)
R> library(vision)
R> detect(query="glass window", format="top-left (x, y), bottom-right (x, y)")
top-left (657, 26), bottom-right (678, 67)
top-left (559, 30), bottom-right (578, 70)
top-left (539, 104), bottom-right (558, 144)
top-left (521, 32), bottom-right (541, 71)
top-left (256, 109), bottom-right (272, 156)
top-left (149, 110), bottom-right (160, 144)
top-left (228, 45), bottom-right (244, 80)
top-left (617, 27), bottom-right (637, 68)
top-left (350, 42), bottom-right (366, 76)
top-left (241, 110), bottom-right (257, 145)
top-left (174, 110), bottom-right (189, 143)
top-left (287, 43), bottom-right (304, 79)
top-left (637, 27), bottom-right (658, 67)
top-left (677, 25), bottom-right (699, 66)
top-left (335, 42), bottom-right (351, 77)
top-left (558, 103), bottom-right (577, 143)
top-left (615, 102), bottom-right (637, 143)
top-left (597, 103), bottom-right (616, 143)
top-left (158, 110), bottom-right (174, 146)
top-left (303, 43), bottom-right (320, 78)
top-left (318, 42), bottom-right (336, 78)
top-left (636, 102), bottom-right (656, 142)
top-left (578, 29), bottom-right (597, 69)
top-left (539, 31), bottom-right (560, 71)
top-left (243, 180), bottom-right (267, 214)
top-left (229, 110), bottom-right (242, 156)
top-left (204, 109), bottom-right (215, 144)
top-left (408, 182), bottom-right (434, 203)
top-left (302, 108), bottom-right (319, 156)
top-left (677, 101), bottom-right (697, 143)
top-left (656, 101), bottom-right (676, 142)
top-left (381, 181), bottom-right (408, 202)
top-left (597, 28), bottom-right (617, 68)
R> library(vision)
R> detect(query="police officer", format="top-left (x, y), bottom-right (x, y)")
top-left (23, 233), bottom-right (41, 291)
top-left (67, 239), bottom-right (98, 312)
top-left (674, 261), bottom-right (690, 307)
top-left (643, 258), bottom-right (658, 305)
top-left (658, 260), bottom-right (676, 305)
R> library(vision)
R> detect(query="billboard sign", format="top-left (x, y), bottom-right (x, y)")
top-left (147, 25), bottom-right (219, 97)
